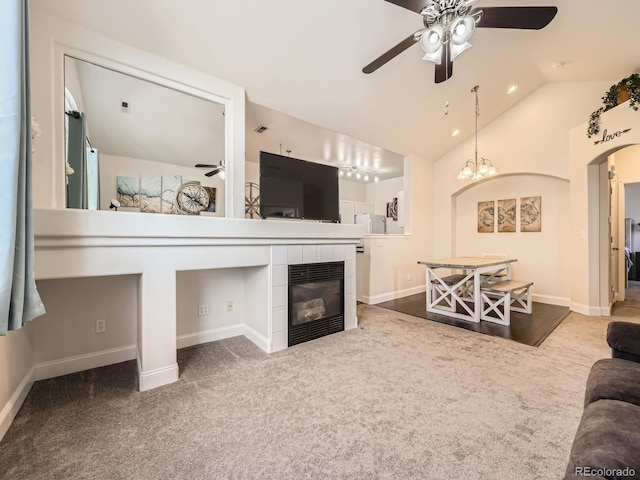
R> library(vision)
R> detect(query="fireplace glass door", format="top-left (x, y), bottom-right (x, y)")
top-left (288, 262), bottom-right (344, 346)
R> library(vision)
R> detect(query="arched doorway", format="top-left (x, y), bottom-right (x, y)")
top-left (585, 144), bottom-right (640, 315)
top-left (606, 146), bottom-right (640, 308)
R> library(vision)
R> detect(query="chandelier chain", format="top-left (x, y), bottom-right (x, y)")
top-left (456, 84), bottom-right (496, 180)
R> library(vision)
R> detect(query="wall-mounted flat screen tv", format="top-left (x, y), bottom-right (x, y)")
top-left (259, 151), bottom-right (340, 222)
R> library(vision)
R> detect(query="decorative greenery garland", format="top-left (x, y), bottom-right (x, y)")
top-left (587, 73), bottom-right (640, 138)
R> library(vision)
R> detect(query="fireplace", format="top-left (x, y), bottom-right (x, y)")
top-left (288, 261), bottom-right (344, 346)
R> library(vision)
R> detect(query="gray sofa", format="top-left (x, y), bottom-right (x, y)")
top-left (563, 321), bottom-right (640, 480)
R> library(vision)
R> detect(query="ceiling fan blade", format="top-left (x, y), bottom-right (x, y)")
top-left (434, 43), bottom-right (453, 84)
top-left (204, 168), bottom-right (221, 177)
top-left (363, 34), bottom-right (419, 74)
top-left (384, 0), bottom-right (429, 14)
top-left (473, 6), bottom-right (558, 30)
top-left (195, 163), bottom-right (216, 168)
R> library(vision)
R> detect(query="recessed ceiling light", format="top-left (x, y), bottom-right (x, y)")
top-left (452, 129), bottom-right (461, 137)
top-left (507, 85), bottom-right (518, 94)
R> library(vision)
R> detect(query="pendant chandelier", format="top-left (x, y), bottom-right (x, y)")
top-left (457, 85), bottom-right (496, 180)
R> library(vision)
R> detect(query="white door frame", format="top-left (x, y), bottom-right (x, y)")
top-left (619, 177), bottom-right (640, 298)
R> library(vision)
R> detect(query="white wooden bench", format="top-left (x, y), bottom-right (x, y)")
top-left (480, 280), bottom-right (533, 326)
top-left (431, 273), bottom-right (470, 312)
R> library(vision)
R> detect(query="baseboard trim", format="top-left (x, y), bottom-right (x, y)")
top-left (570, 302), bottom-right (606, 317)
top-left (34, 345), bottom-right (137, 381)
top-left (0, 366), bottom-right (35, 442)
top-left (243, 325), bottom-right (271, 353)
top-left (531, 294), bottom-right (570, 307)
top-left (138, 363), bottom-right (179, 392)
top-left (176, 325), bottom-right (245, 349)
top-left (364, 285), bottom-right (426, 305)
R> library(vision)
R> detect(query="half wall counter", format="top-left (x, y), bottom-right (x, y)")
top-left (34, 208), bottom-right (364, 391)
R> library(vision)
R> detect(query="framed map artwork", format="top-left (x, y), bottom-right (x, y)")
top-left (497, 198), bottom-right (516, 233)
top-left (477, 201), bottom-right (494, 233)
top-left (520, 196), bottom-right (542, 232)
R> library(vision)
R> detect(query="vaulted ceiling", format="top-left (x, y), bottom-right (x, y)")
top-left (37, 0), bottom-right (640, 168)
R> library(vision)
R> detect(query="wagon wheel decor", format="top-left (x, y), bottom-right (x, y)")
top-left (245, 182), bottom-right (260, 218)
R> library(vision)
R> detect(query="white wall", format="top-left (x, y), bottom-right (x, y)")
top-left (366, 177), bottom-right (404, 234)
top-left (0, 327), bottom-right (34, 440)
top-left (246, 160), bottom-right (259, 186)
top-left (362, 155), bottom-right (433, 304)
top-left (626, 183), bottom-right (640, 252)
top-left (455, 175), bottom-right (570, 305)
top-left (176, 268), bottom-right (247, 341)
top-left (612, 145), bottom-right (640, 180)
top-left (99, 154), bottom-right (226, 215)
top-left (32, 276), bottom-right (138, 379)
top-left (614, 145), bottom-right (640, 252)
top-left (339, 178), bottom-right (367, 203)
top-left (63, 56), bottom-right (86, 113)
top-left (432, 81), bottom-right (616, 309)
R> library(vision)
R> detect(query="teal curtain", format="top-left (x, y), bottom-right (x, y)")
top-left (0, 0), bottom-right (46, 335)
top-left (66, 112), bottom-right (88, 209)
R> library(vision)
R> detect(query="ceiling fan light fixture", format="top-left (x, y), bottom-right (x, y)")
top-left (451, 16), bottom-right (475, 45)
top-left (420, 26), bottom-right (443, 54)
top-left (449, 41), bottom-right (472, 61)
top-left (422, 50), bottom-right (442, 65)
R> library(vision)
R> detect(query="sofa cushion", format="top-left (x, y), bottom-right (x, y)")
top-left (565, 400), bottom-right (640, 480)
top-left (607, 322), bottom-right (640, 363)
top-left (584, 358), bottom-right (640, 408)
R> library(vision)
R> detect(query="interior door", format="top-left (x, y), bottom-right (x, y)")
top-left (618, 183), bottom-right (627, 301)
top-left (609, 166), bottom-right (620, 305)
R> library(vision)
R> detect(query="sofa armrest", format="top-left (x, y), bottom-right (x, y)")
top-left (607, 322), bottom-right (640, 363)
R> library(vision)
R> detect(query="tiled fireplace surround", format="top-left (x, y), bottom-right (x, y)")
top-left (34, 209), bottom-right (362, 391)
top-left (270, 244), bottom-right (357, 352)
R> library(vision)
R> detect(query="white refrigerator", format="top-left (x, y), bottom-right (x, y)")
top-left (355, 214), bottom-right (386, 234)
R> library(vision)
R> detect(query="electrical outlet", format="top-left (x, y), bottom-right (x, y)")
top-left (198, 304), bottom-right (209, 316)
top-left (96, 319), bottom-right (106, 334)
top-left (226, 300), bottom-right (233, 312)
top-left (407, 273), bottom-right (412, 282)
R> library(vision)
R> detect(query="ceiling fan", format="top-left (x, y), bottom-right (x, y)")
top-left (363, 0), bottom-right (558, 83)
top-left (195, 161), bottom-right (225, 178)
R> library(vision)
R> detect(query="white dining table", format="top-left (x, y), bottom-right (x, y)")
top-left (418, 257), bottom-right (518, 323)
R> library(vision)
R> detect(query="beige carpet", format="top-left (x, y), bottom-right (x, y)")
top-left (0, 303), bottom-right (637, 480)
